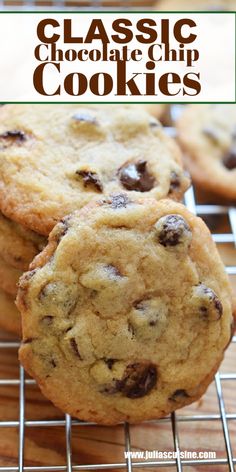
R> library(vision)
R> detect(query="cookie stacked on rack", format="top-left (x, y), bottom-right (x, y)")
top-left (0, 212), bottom-right (46, 334)
top-left (0, 103), bottom-right (234, 425)
top-left (0, 104), bottom-right (189, 334)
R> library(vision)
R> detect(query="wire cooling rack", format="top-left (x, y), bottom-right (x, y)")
top-left (0, 115), bottom-right (235, 471)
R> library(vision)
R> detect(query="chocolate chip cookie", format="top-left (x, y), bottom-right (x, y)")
top-left (177, 105), bottom-right (236, 200)
top-left (156, 0), bottom-right (236, 10)
top-left (0, 212), bottom-right (46, 271)
top-left (0, 256), bottom-right (22, 296)
top-left (0, 105), bottom-right (189, 235)
top-left (17, 196), bottom-right (234, 424)
top-left (0, 288), bottom-right (20, 335)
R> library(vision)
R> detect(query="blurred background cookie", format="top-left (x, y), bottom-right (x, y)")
top-left (0, 288), bottom-right (20, 335)
top-left (155, 0), bottom-right (236, 10)
top-left (176, 104), bottom-right (236, 201)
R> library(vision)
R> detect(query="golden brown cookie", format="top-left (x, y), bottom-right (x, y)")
top-left (176, 104), bottom-right (236, 200)
top-left (0, 288), bottom-right (20, 335)
top-left (0, 256), bottom-right (22, 296)
top-left (0, 212), bottom-right (46, 271)
top-left (0, 105), bottom-right (189, 235)
top-left (18, 196), bottom-right (234, 424)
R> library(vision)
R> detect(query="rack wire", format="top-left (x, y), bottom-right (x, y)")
top-left (0, 116), bottom-right (235, 471)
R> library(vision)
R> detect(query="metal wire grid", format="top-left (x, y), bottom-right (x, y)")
top-left (0, 115), bottom-right (235, 470)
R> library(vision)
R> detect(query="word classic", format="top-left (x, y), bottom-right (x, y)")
top-left (33, 17), bottom-right (201, 98)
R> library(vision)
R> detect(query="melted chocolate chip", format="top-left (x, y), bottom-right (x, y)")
top-left (222, 148), bottom-right (236, 170)
top-left (169, 171), bottom-right (180, 194)
top-left (149, 320), bottom-right (156, 327)
top-left (156, 215), bottom-right (191, 247)
top-left (70, 338), bottom-right (82, 359)
top-left (119, 160), bottom-right (155, 192)
top-left (76, 170), bottom-right (103, 192)
top-left (0, 130), bottom-right (26, 144)
top-left (50, 358), bottom-right (57, 368)
top-left (105, 359), bottom-right (116, 370)
top-left (197, 284), bottom-right (223, 321)
top-left (169, 389), bottom-right (190, 402)
top-left (116, 362), bottom-right (157, 398)
top-left (72, 112), bottom-right (97, 124)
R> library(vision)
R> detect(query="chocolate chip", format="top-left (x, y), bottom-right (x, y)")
top-left (169, 389), bottom-right (190, 402)
top-left (169, 171), bottom-right (180, 194)
top-left (70, 338), bottom-right (82, 359)
top-left (0, 130), bottom-right (26, 144)
top-left (130, 298), bottom-right (168, 339)
top-left (50, 358), bottom-right (57, 368)
top-left (105, 359), bottom-right (116, 370)
top-left (149, 320), bottom-right (156, 326)
top-left (76, 170), bottom-right (103, 192)
top-left (72, 112), bottom-right (97, 124)
top-left (195, 284), bottom-right (223, 321)
top-left (119, 160), bottom-right (155, 192)
top-left (155, 214), bottom-right (192, 248)
top-left (222, 148), bottom-right (236, 170)
top-left (38, 282), bottom-right (78, 316)
top-left (116, 362), bottom-right (157, 398)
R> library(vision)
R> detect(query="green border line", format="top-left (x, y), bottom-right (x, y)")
top-left (0, 10), bottom-right (235, 104)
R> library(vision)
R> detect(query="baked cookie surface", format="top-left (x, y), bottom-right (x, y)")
top-left (177, 105), bottom-right (236, 200)
top-left (0, 105), bottom-right (189, 235)
top-left (0, 213), bottom-right (46, 271)
top-left (0, 288), bottom-right (20, 335)
top-left (156, 0), bottom-right (236, 10)
top-left (18, 196), bottom-right (233, 424)
top-left (0, 256), bottom-right (22, 296)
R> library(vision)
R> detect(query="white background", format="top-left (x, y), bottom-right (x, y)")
top-left (0, 12), bottom-right (235, 102)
